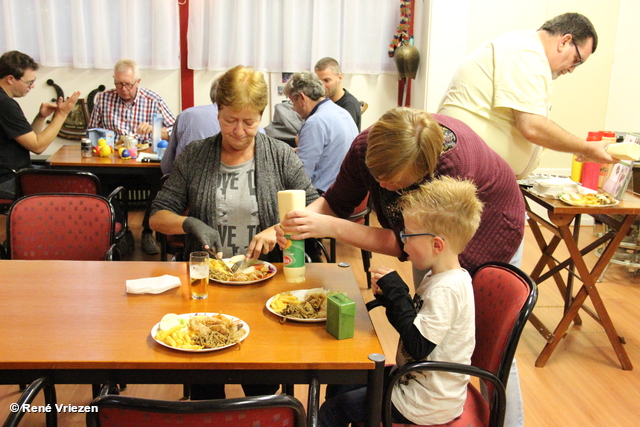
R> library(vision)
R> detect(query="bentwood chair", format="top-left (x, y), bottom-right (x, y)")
top-left (2, 377), bottom-right (58, 427)
top-left (15, 168), bottom-right (132, 255)
top-left (366, 262), bottom-right (537, 427)
top-left (87, 393), bottom-right (307, 427)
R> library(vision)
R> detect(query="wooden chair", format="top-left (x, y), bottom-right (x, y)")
top-left (87, 393), bottom-right (307, 427)
top-left (367, 262), bottom-right (537, 427)
top-left (15, 168), bottom-right (132, 256)
top-left (2, 377), bottom-right (57, 427)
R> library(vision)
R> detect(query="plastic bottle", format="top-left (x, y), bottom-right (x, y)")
top-left (278, 190), bottom-right (306, 283)
top-left (157, 140), bottom-right (168, 160)
top-left (598, 131), bottom-right (616, 188)
top-left (581, 132), bottom-right (602, 191)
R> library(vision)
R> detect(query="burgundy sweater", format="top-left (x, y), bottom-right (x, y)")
top-left (323, 113), bottom-right (524, 272)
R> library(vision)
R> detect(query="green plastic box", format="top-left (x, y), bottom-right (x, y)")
top-left (326, 294), bottom-right (355, 340)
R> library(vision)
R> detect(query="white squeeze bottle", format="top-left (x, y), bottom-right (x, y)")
top-left (278, 190), bottom-right (306, 283)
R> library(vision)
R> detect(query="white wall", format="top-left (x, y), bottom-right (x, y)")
top-left (17, 0), bottom-right (637, 174)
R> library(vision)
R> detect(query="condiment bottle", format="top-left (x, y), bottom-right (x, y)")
top-left (581, 132), bottom-right (602, 191)
top-left (599, 131), bottom-right (616, 188)
top-left (277, 190), bottom-right (306, 283)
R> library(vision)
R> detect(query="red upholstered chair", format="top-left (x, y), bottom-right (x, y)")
top-left (368, 262), bottom-right (537, 427)
top-left (15, 168), bottom-right (131, 255)
top-left (3, 193), bottom-right (117, 261)
top-left (2, 377), bottom-right (58, 427)
top-left (0, 165), bottom-right (17, 215)
top-left (87, 393), bottom-right (307, 427)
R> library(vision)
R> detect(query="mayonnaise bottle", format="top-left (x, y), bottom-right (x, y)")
top-left (278, 190), bottom-right (306, 283)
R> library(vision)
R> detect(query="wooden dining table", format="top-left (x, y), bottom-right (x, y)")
top-left (46, 144), bottom-right (162, 176)
top-left (522, 187), bottom-right (640, 370)
top-left (0, 260), bottom-right (385, 427)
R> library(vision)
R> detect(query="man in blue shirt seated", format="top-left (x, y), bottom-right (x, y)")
top-left (161, 79), bottom-right (221, 174)
top-left (283, 72), bottom-right (358, 194)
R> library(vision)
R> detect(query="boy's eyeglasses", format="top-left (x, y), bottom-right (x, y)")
top-left (399, 231), bottom-right (444, 244)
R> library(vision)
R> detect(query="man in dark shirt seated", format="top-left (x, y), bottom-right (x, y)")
top-left (0, 50), bottom-right (80, 199)
top-left (314, 57), bottom-right (361, 131)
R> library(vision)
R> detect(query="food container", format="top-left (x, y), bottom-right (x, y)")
top-left (326, 294), bottom-right (355, 340)
top-left (86, 128), bottom-right (115, 149)
top-left (605, 142), bottom-right (640, 161)
top-left (532, 177), bottom-right (579, 199)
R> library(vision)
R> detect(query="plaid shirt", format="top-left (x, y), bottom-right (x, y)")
top-left (88, 87), bottom-right (175, 144)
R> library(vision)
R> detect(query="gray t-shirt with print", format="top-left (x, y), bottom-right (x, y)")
top-left (216, 158), bottom-right (260, 257)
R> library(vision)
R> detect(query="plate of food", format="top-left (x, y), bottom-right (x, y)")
top-left (266, 288), bottom-right (331, 322)
top-left (209, 257), bottom-right (277, 285)
top-left (559, 192), bottom-right (619, 207)
top-left (151, 313), bottom-right (249, 352)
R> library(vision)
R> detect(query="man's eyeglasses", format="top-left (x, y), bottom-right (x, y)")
top-left (571, 37), bottom-right (584, 68)
top-left (114, 81), bottom-right (137, 89)
top-left (19, 78), bottom-right (36, 88)
top-left (399, 231), bottom-right (444, 244)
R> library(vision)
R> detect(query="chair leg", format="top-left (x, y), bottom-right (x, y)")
top-left (329, 238), bottom-right (337, 263)
top-left (362, 249), bottom-right (372, 288)
top-left (182, 384), bottom-right (191, 400)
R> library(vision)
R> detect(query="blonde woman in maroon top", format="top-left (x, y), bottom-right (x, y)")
top-left (278, 107), bottom-right (524, 274)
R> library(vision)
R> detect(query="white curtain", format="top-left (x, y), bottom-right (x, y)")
top-left (187, 0), bottom-right (400, 74)
top-left (0, 0), bottom-right (180, 69)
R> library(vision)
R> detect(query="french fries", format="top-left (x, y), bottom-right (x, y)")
top-left (154, 325), bottom-right (204, 350)
top-left (270, 292), bottom-right (302, 313)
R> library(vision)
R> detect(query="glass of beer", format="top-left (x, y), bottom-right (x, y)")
top-left (189, 251), bottom-right (210, 299)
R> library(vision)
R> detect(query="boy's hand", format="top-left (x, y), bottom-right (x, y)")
top-left (370, 267), bottom-right (394, 294)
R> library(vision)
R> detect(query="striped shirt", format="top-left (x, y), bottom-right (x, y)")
top-left (88, 87), bottom-right (175, 144)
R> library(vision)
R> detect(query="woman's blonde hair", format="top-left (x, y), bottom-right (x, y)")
top-left (215, 65), bottom-right (268, 114)
top-left (366, 107), bottom-right (443, 183)
top-left (400, 176), bottom-right (484, 254)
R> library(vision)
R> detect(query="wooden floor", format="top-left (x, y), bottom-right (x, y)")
top-left (1, 208), bottom-right (640, 426)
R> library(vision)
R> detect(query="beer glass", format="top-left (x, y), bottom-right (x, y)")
top-left (189, 251), bottom-right (210, 299)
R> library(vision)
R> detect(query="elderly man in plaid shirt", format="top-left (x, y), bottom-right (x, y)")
top-left (89, 58), bottom-right (175, 255)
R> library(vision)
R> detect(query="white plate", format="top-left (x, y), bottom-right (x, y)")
top-left (209, 261), bottom-right (277, 285)
top-left (559, 193), bottom-right (619, 207)
top-left (151, 313), bottom-right (249, 352)
top-left (266, 289), bottom-right (327, 323)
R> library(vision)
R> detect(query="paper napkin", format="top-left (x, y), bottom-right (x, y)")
top-left (126, 274), bottom-right (182, 294)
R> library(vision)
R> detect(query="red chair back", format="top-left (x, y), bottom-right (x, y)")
top-left (87, 394), bottom-right (307, 427)
top-left (471, 263), bottom-right (534, 390)
top-left (16, 168), bottom-right (100, 197)
top-left (7, 193), bottom-right (116, 261)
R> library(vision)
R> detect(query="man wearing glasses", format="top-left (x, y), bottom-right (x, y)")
top-left (438, 12), bottom-right (615, 181)
top-left (89, 58), bottom-right (175, 144)
top-left (0, 50), bottom-right (80, 200)
top-left (438, 13), bottom-right (614, 427)
top-left (89, 58), bottom-right (175, 255)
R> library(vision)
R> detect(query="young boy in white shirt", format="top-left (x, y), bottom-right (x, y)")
top-left (318, 176), bottom-right (484, 426)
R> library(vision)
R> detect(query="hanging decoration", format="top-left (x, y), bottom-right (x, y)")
top-left (388, 0), bottom-right (419, 107)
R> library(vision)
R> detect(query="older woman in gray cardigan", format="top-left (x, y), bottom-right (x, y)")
top-left (150, 65), bottom-right (317, 263)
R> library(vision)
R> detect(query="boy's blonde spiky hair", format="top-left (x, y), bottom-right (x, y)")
top-left (400, 176), bottom-right (484, 254)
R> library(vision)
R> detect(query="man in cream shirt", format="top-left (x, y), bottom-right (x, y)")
top-left (438, 12), bottom-right (615, 179)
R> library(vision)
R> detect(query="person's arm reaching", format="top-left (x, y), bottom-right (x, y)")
top-left (15, 92), bottom-right (81, 154)
top-left (278, 197), bottom-right (403, 257)
top-left (514, 110), bottom-right (616, 164)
